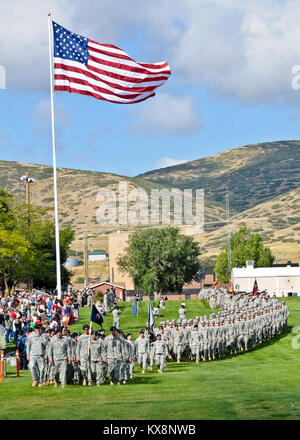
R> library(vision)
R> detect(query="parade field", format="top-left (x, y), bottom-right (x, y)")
top-left (1, 298), bottom-right (300, 420)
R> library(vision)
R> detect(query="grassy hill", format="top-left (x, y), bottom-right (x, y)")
top-left (1, 140), bottom-right (300, 267)
top-left (137, 140), bottom-right (300, 211)
top-left (193, 186), bottom-right (300, 264)
top-left (0, 159), bottom-right (225, 239)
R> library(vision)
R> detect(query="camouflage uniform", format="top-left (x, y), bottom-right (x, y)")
top-left (26, 333), bottom-right (47, 384)
top-left (49, 335), bottom-right (71, 386)
top-left (103, 334), bottom-right (124, 384)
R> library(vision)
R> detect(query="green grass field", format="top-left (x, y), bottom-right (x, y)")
top-left (1, 298), bottom-right (300, 420)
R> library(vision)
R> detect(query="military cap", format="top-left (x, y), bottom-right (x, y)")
top-left (55, 327), bottom-right (62, 333)
top-left (83, 324), bottom-right (90, 330)
top-left (110, 326), bottom-right (117, 331)
top-left (140, 329), bottom-right (145, 334)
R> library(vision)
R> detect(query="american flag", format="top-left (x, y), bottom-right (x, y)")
top-left (52, 21), bottom-right (171, 104)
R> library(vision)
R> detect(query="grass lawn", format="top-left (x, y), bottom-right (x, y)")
top-left (1, 298), bottom-right (300, 420)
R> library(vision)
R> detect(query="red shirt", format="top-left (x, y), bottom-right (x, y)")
top-left (10, 310), bottom-right (16, 320)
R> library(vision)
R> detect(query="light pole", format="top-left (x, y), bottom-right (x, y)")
top-left (20, 172), bottom-right (35, 291)
top-left (20, 172), bottom-right (35, 207)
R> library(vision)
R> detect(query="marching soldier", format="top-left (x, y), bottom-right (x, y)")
top-left (76, 324), bottom-right (90, 386)
top-left (88, 331), bottom-right (106, 386)
top-left (49, 327), bottom-right (71, 388)
top-left (103, 326), bottom-right (124, 385)
top-left (189, 324), bottom-right (201, 364)
top-left (178, 303), bottom-right (186, 324)
top-left (153, 333), bottom-right (168, 373)
top-left (173, 324), bottom-right (183, 363)
top-left (126, 333), bottom-right (136, 378)
top-left (26, 324), bottom-right (47, 387)
top-left (135, 329), bottom-right (149, 374)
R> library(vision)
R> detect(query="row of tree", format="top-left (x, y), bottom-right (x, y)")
top-left (0, 189), bottom-right (74, 294)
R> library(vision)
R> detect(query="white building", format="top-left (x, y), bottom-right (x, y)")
top-left (88, 250), bottom-right (107, 261)
top-left (232, 260), bottom-right (300, 297)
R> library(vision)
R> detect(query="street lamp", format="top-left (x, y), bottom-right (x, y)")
top-left (20, 172), bottom-right (35, 206)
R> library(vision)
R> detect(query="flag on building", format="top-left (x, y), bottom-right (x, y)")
top-left (52, 21), bottom-right (171, 104)
top-left (252, 279), bottom-right (258, 295)
top-left (90, 304), bottom-right (103, 326)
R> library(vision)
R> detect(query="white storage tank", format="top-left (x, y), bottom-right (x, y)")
top-left (64, 257), bottom-right (79, 268)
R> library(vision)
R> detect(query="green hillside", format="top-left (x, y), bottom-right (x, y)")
top-left (137, 140), bottom-right (300, 211)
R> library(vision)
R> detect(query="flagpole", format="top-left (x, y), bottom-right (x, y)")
top-left (48, 13), bottom-right (62, 300)
top-left (87, 294), bottom-right (93, 369)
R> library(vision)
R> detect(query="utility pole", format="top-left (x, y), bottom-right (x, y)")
top-left (83, 233), bottom-right (89, 289)
top-left (225, 188), bottom-right (232, 282)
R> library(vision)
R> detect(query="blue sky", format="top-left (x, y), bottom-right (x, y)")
top-left (1, 0), bottom-right (300, 177)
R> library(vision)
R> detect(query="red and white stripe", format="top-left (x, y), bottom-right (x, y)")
top-left (54, 41), bottom-right (171, 104)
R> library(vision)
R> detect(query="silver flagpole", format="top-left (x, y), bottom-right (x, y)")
top-left (48, 13), bottom-right (62, 300)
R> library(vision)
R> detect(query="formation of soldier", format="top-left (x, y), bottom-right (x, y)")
top-left (24, 288), bottom-right (289, 388)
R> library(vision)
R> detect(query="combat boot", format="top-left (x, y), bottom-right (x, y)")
top-left (83, 378), bottom-right (87, 386)
top-left (88, 381), bottom-right (92, 386)
top-left (141, 369), bottom-right (145, 374)
top-left (32, 381), bottom-right (38, 387)
top-left (54, 381), bottom-right (58, 388)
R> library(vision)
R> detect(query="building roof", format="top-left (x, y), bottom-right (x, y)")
top-left (90, 282), bottom-right (125, 290)
top-left (88, 250), bottom-right (106, 255)
top-left (232, 266), bottom-right (300, 278)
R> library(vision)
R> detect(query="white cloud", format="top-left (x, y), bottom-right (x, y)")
top-left (172, 0), bottom-right (300, 104)
top-left (154, 157), bottom-right (189, 169)
top-left (127, 93), bottom-right (201, 135)
top-left (2, 0), bottom-right (300, 105)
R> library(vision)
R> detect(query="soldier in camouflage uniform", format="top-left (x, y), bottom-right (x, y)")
top-left (173, 324), bottom-right (183, 363)
top-left (189, 324), bottom-right (201, 364)
top-left (26, 324), bottom-right (48, 387)
top-left (135, 329), bottom-right (149, 374)
top-left (88, 331), bottom-right (106, 386)
top-left (49, 327), bottom-right (71, 388)
top-left (76, 324), bottom-right (90, 386)
top-left (153, 333), bottom-right (168, 373)
top-left (126, 333), bottom-right (136, 378)
top-left (103, 326), bottom-right (124, 385)
top-left (71, 332), bottom-right (81, 384)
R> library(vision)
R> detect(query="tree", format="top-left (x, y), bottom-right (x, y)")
top-left (215, 226), bottom-right (275, 283)
top-left (117, 226), bottom-right (201, 295)
top-left (0, 189), bottom-right (74, 291)
top-left (0, 226), bottom-right (34, 293)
